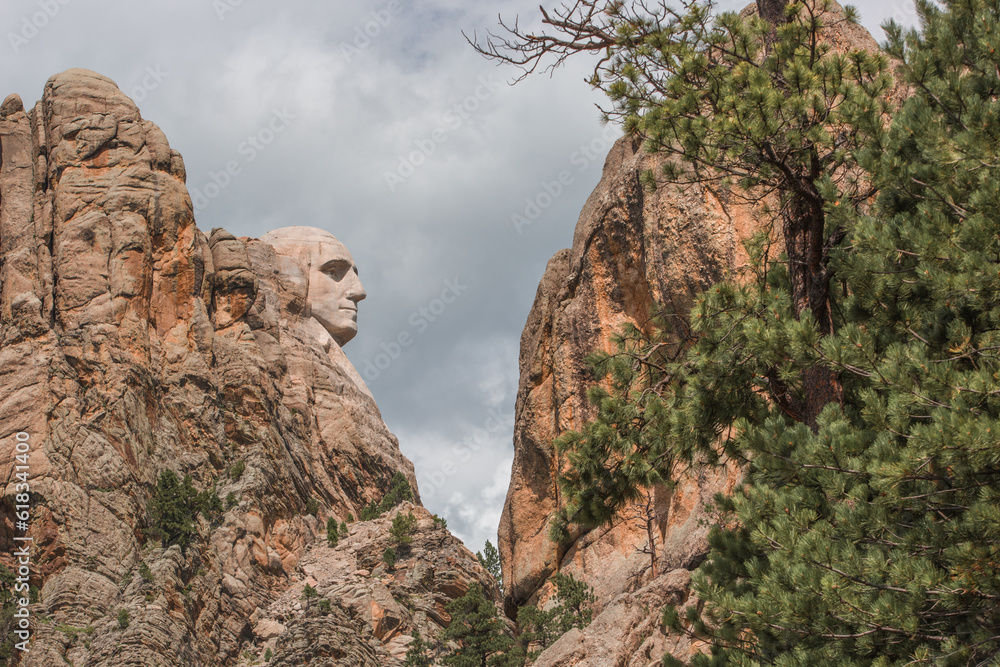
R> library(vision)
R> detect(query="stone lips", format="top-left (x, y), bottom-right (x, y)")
top-left (0, 68), bottom-right (437, 665)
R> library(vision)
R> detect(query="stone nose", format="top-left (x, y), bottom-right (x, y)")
top-left (344, 271), bottom-right (366, 303)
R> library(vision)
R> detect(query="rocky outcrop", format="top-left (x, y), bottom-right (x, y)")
top-left (240, 503), bottom-right (502, 666)
top-left (500, 134), bottom-right (759, 619)
top-left (532, 569), bottom-right (698, 667)
top-left (500, 4), bottom-right (885, 664)
top-left (0, 69), bottom-right (455, 666)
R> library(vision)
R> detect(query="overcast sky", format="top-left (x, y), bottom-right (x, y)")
top-left (1, 0), bottom-right (921, 555)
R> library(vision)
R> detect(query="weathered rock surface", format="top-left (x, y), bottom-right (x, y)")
top-left (500, 132), bottom-right (758, 620)
top-left (500, 4), bottom-right (884, 665)
top-left (239, 503), bottom-right (502, 666)
top-left (0, 69), bottom-right (479, 666)
top-left (532, 569), bottom-right (698, 667)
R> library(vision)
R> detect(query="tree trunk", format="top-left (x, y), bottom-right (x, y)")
top-left (758, 0), bottom-right (790, 50)
top-left (645, 515), bottom-right (658, 579)
top-left (783, 190), bottom-right (843, 429)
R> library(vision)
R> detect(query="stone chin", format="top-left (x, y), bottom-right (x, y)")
top-left (315, 310), bottom-right (358, 347)
top-left (260, 225), bottom-right (367, 349)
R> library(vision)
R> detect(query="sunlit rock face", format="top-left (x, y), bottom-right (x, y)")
top-left (499, 132), bottom-right (754, 658)
top-left (500, 3), bottom-right (886, 664)
top-left (0, 69), bottom-right (431, 666)
top-left (259, 226), bottom-right (367, 349)
top-left (250, 502), bottom-right (502, 666)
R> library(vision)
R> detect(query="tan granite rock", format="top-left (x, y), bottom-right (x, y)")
top-left (499, 132), bottom-right (761, 618)
top-left (501, 6), bottom-right (889, 667)
top-left (531, 569), bottom-right (699, 667)
top-left (0, 69), bottom-right (422, 666)
top-left (237, 503), bottom-right (503, 666)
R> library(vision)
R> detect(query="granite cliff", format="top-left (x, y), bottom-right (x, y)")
top-left (500, 132), bottom-right (756, 667)
top-left (499, 5), bottom-right (885, 664)
top-left (0, 69), bottom-right (498, 666)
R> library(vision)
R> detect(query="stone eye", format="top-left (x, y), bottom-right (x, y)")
top-left (324, 262), bottom-right (351, 278)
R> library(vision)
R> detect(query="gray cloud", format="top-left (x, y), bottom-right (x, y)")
top-left (0, 0), bottom-right (920, 554)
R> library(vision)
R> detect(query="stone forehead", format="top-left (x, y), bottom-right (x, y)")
top-left (260, 226), bottom-right (349, 252)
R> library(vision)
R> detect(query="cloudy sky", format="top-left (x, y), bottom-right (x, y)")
top-left (1, 0), bottom-right (920, 554)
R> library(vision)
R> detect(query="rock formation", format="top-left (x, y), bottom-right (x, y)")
top-left (499, 132), bottom-right (755, 664)
top-left (0, 69), bottom-right (495, 666)
top-left (239, 503), bottom-right (500, 666)
top-left (499, 4), bottom-right (884, 664)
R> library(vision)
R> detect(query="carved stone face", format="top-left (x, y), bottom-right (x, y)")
top-left (307, 237), bottom-right (366, 345)
top-left (260, 226), bottom-right (367, 346)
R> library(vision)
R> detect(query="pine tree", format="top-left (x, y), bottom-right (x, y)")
top-left (471, 0), bottom-right (891, 427)
top-left (665, 2), bottom-right (1000, 664)
top-left (514, 604), bottom-right (557, 660)
top-left (404, 630), bottom-right (433, 667)
top-left (360, 499), bottom-right (380, 521)
top-left (195, 483), bottom-right (223, 522)
top-left (441, 583), bottom-right (512, 667)
top-left (520, 0), bottom-right (1000, 664)
top-left (383, 547), bottom-right (397, 571)
top-left (147, 470), bottom-right (202, 551)
top-left (391, 511), bottom-right (418, 547)
top-left (360, 472), bottom-right (414, 520)
top-left (381, 472), bottom-right (414, 510)
top-left (515, 572), bottom-right (596, 659)
top-left (548, 574), bottom-right (596, 634)
top-left (326, 517), bottom-right (339, 547)
top-left (476, 540), bottom-right (503, 593)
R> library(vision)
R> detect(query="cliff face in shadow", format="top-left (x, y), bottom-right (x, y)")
top-left (0, 69), bottom-right (496, 667)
